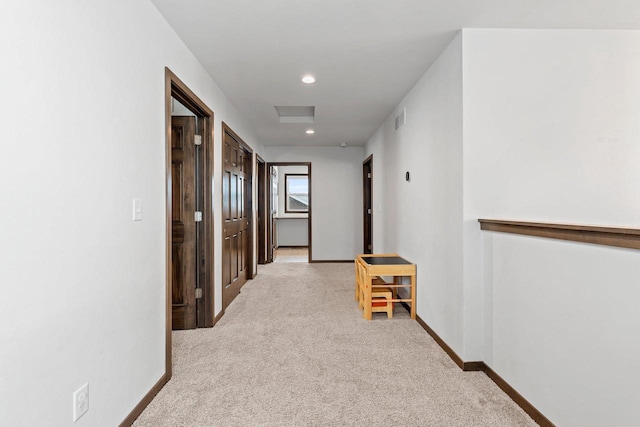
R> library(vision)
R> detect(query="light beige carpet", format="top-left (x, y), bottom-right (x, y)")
top-left (133, 263), bottom-right (537, 427)
top-left (274, 247), bottom-right (309, 263)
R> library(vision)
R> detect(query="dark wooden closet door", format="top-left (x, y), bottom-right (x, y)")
top-left (171, 116), bottom-right (197, 329)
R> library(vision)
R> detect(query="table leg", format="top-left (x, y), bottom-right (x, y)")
top-left (354, 262), bottom-right (359, 301)
top-left (410, 274), bottom-right (416, 319)
top-left (392, 276), bottom-right (398, 299)
top-left (364, 274), bottom-right (372, 320)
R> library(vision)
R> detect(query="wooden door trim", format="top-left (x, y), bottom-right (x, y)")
top-left (169, 71), bottom-right (215, 329)
top-left (266, 162), bottom-right (312, 262)
top-left (165, 67), bottom-right (215, 374)
top-left (363, 155), bottom-right (373, 254)
top-left (256, 155), bottom-right (267, 265)
top-left (222, 122), bottom-right (253, 155)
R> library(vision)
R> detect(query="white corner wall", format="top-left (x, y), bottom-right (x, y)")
top-left (366, 27), bottom-right (640, 426)
top-left (0, 1), bottom-right (261, 425)
top-left (463, 29), bottom-right (640, 427)
top-left (265, 146), bottom-right (363, 260)
top-left (365, 33), bottom-right (464, 354)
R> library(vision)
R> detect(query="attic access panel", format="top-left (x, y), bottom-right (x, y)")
top-left (274, 106), bottom-right (315, 123)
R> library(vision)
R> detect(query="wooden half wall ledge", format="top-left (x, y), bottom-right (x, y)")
top-left (478, 219), bottom-right (640, 250)
top-left (415, 315), bottom-right (555, 427)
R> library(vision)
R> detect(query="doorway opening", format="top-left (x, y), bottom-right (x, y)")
top-left (274, 247), bottom-right (309, 263)
top-left (257, 155), bottom-right (268, 265)
top-left (164, 68), bottom-right (216, 376)
top-left (363, 155), bottom-right (373, 254)
top-left (266, 162), bottom-right (312, 263)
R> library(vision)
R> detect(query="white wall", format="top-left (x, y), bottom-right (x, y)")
top-left (463, 29), bottom-right (640, 427)
top-left (0, 1), bottom-right (261, 425)
top-left (484, 234), bottom-right (640, 427)
top-left (266, 146), bottom-right (363, 260)
top-left (365, 33), bottom-right (464, 354)
top-left (366, 28), bottom-right (640, 426)
top-left (276, 219), bottom-right (308, 246)
top-left (171, 97), bottom-right (195, 116)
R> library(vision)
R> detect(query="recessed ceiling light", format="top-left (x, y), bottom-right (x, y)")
top-left (306, 129), bottom-right (315, 134)
top-left (302, 75), bottom-right (316, 84)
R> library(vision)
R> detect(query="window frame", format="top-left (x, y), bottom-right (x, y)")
top-left (284, 173), bottom-right (309, 213)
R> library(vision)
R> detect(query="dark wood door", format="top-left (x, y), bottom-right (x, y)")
top-left (257, 157), bottom-right (267, 264)
top-left (363, 156), bottom-right (373, 254)
top-left (171, 116), bottom-right (198, 329)
top-left (222, 128), bottom-right (251, 309)
top-left (267, 166), bottom-right (278, 262)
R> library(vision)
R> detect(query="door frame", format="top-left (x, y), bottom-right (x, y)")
top-left (266, 162), bottom-right (312, 263)
top-left (122, 68), bottom-right (215, 426)
top-left (165, 68), bottom-right (215, 374)
top-left (256, 155), bottom-right (267, 265)
top-left (363, 154), bottom-right (373, 254)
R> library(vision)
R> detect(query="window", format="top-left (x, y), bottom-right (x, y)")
top-left (285, 174), bottom-right (309, 213)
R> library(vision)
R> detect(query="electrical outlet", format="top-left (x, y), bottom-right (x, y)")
top-left (73, 383), bottom-right (89, 422)
top-left (133, 198), bottom-right (143, 221)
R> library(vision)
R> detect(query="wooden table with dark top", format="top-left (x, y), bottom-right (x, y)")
top-left (356, 253), bottom-right (416, 320)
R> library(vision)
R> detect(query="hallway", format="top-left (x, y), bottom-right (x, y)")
top-left (6, 2), bottom-right (640, 425)
top-left (134, 262), bottom-right (535, 426)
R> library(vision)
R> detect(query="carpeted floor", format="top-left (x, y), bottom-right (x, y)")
top-left (274, 247), bottom-right (309, 263)
top-left (133, 262), bottom-right (537, 427)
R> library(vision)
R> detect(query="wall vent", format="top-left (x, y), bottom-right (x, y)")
top-left (394, 108), bottom-right (406, 130)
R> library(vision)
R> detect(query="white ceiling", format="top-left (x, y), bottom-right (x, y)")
top-left (151, 0), bottom-right (640, 147)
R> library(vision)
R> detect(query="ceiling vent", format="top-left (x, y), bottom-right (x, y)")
top-left (275, 106), bottom-right (315, 123)
top-left (395, 108), bottom-right (406, 131)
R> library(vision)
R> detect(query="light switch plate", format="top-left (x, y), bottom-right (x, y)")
top-left (133, 198), bottom-right (143, 221)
